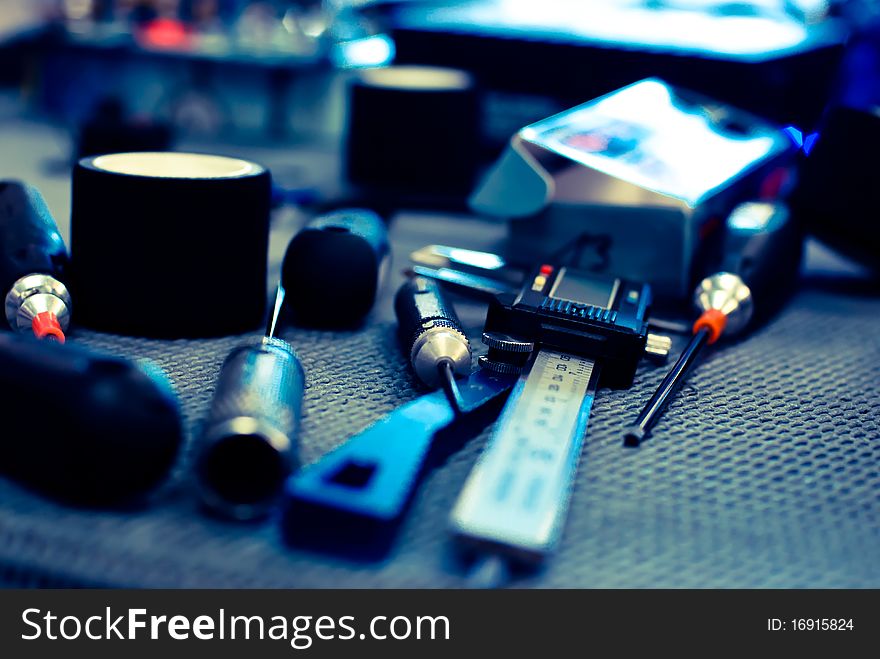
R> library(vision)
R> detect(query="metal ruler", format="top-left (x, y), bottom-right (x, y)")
top-left (450, 348), bottom-right (599, 565)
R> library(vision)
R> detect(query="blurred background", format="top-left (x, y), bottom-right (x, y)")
top-left (1, 0), bottom-right (878, 274)
top-left (0, 1), bottom-right (871, 193)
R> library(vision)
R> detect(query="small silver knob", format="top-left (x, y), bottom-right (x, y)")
top-left (693, 272), bottom-right (753, 337)
top-left (4, 273), bottom-right (72, 334)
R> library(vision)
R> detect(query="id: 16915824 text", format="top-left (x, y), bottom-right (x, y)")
top-left (767, 618), bottom-right (854, 631)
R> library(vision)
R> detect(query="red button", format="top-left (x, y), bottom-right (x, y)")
top-left (539, 264), bottom-right (553, 275)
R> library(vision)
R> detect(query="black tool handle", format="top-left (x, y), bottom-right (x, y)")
top-left (394, 276), bottom-right (465, 353)
top-left (0, 333), bottom-right (182, 504)
top-left (716, 202), bottom-right (802, 323)
top-left (281, 209), bottom-right (389, 327)
top-left (394, 276), bottom-right (472, 389)
top-left (195, 336), bottom-right (305, 519)
top-left (0, 181), bottom-right (68, 298)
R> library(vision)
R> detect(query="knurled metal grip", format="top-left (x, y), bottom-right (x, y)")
top-left (403, 318), bottom-right (463, 356)
top-left (394, 277), bottom-right (471, 388)
top-left (478, 356), bottom-right (527, 375)
top-left (693, 272), bottom-right (754, 337)
top-left (481, 332), bottom-right (534, 352)
top-left (195, 336), bottom-right (305, 520)
top-left (478, 332), bottom-right (535, 375)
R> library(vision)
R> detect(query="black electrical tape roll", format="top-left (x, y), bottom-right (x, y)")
top-left (0, 333), bottom-right (183, 505)
top-left (346, 66), bottom-right (480, 196)
top-left (71, 152), bottom-right (272, 338)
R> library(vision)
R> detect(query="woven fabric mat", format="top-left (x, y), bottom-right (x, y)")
top-left (0, 281), bottom-right (877, 588)
top-left (2, 114), bottom-right (873, 587)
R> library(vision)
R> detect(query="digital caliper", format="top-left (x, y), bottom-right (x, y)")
top-left (282, 262), bottom-right (668, 564)
top-left (451, 264), bottom-right (669, 578)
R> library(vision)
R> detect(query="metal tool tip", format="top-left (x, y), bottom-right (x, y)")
top-left (623, 425), bottom-right (645, 447)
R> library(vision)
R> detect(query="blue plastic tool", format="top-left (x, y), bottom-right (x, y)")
top-left (281, 368), bottom-right (514, 559)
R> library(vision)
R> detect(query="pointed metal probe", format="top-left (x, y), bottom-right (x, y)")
top-left (266, 284), bottom-right (286, 339)
top-left (624, 272), bottom-right (753, 446)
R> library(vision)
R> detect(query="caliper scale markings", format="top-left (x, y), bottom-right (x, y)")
top-left (451, 349), bottom-right (598, 563)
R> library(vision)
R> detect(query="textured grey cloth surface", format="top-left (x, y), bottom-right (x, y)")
top-left (0, 114), bottom-right (877, 588)
top-left (0, 283), bottom-right (878, 588)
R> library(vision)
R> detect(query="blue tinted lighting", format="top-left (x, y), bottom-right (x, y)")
top-left (803, 132), bottom-right (819, 156)
top-left (782, 125), bottom-right (804, 146)
top-left (332, 35), bottom-right (395, 69)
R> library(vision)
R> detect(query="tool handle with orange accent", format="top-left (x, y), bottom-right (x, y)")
top-left (693, 308), bottom-right (727, 344)
top-left (0, 181), bottom-right (72, 341)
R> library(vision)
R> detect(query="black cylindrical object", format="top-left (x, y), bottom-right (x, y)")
top-left (0, 181), bottom-right (72, 341)
top-left (76, 97), bottom-right (174, 160)
top-left (195, 337), bottom-right (305, 520)
top-left (281, 209), bottom-right (389, 327)
top-left (346, 66), bottom-right (480, 196)
top-left (394, 276), bottom-right (471, 388)
top-left (792, 106), bottom-right (880, 271)
top-left (71, 152), bottom-right (271, 338)
top-left (0, 333), bottom-right (183, 504)
top-left (789, 22), bottom-right (880, 271)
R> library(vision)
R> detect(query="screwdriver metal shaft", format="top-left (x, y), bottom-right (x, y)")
top-left (266, 284), bottom-right (286, 338)
top-left (623, 327), bottom-right (710, 446)
top-left (437, 358), bottom-right (467, 414)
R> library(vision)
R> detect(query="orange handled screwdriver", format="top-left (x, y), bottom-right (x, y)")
top-left (623, 201), bottom-right (801, 446)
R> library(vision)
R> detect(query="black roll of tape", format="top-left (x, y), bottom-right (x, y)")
top-left (346, 66), bottom-right (480, 196)
top-left (71, 152), bottom-right (271, 337)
